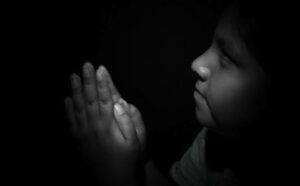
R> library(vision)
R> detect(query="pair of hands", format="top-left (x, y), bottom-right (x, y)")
top-left (64, 62), bottom-right (146, 184)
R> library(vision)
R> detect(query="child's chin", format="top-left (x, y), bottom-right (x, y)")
top-left (195, 107), bottom-right (216, 128)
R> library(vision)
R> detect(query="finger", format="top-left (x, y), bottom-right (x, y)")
top-left (117, 97), bottom-right (130, 112)
top-left (105, 68), bottom-right (121, 102)
top-left (82, 62), bottom-right (100, 123)
top-left (70, 73), bottom-right (88, 130)
top-left (64, 97), bottom-right (77, 133)
top-left (114, 103), bottom-right (138, 144)
top-left (96, 66), bottom-right (113, 115)
top-left (128, 104), bottom-right (146, 146)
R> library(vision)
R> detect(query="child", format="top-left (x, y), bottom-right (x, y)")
top-left (169, 1), bottom-right (276, 186)
top-left (64, 0), bottom-right (282, 185)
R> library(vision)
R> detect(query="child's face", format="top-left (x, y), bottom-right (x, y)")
top-left (191, 10), bottom-right (268, 136)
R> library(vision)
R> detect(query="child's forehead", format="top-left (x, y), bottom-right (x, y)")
top-left (215, 16), bottom-right (243, 54)
top-left (214, 10), bottom-right (239, 43)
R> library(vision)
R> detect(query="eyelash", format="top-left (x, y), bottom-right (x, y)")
top-left (214, 43), bottom-right (233, 68)
top-left (220, 53), bottom-right (233, 68)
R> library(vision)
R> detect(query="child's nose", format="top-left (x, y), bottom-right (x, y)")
top-left (191, 56), bottom-right (211, 82)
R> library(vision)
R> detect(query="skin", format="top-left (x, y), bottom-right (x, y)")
top-left (191, 10), bottom-right (268, 137)
top-left (64, 63), bottom-right (146, 185)
top-left (64, 5), bottom-right (270, 185)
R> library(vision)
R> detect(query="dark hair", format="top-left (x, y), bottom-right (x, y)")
top-left (211, 1), bottom-right (287, 184)
top-left (216, 0), bottom-right (277, 74)
top-left (234, 1), bottom-right (292, 132)
top-left (222, 1), bottom-right (290, 120)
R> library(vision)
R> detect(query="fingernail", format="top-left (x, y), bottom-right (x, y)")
top-left (97, 66), bottom-right (104, 81)
top-left (83, 66), bottom-right (90, 79)
top-left (114, 103), bottom-right (125, 115)
top-left (118, 98), bottom-right (128, 109)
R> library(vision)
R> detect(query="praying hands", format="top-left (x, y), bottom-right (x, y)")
top-left (64, 62), bottom-right (146, 186)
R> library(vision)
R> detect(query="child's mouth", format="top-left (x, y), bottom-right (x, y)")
top-left (193, 90), bottom-right (206, 107)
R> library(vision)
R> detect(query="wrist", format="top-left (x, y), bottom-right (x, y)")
top-left (93, 163), bottom-right (145, 186)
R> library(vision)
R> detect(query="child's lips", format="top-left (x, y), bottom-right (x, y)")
top-left (195, 81), bottom-right (206, 99)
top-left (194, 90), bottom-right (205, 103)
top-left (194, 81), bottom-right (209, 109)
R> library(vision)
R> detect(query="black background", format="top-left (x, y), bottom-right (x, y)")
top-left (6, 0), bottom-right (296, 185)
top-left (10, 0), bottom-right (295, 185)
top-left (4, 1), bottom-right (296, 186)
top-left (36, 0), bottom-right (216, 184)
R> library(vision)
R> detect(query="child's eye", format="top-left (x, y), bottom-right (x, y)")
top-left (220, 54), bottom-right (233, 68)
top-left (216, 46), bottom-right (236, 68)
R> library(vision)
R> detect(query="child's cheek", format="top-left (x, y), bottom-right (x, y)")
top-left (210, 76), bottom-right (255, 128)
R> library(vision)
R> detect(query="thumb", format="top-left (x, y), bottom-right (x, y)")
top-left (128, 104), bottom-right (146, 147)
top-left (114, 103), bottom-right (138, 144)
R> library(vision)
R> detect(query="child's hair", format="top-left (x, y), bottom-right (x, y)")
top-left (214, 0), bottom-right (286, 127)
top-left (207, 1), bottom-right (286, 184)
top-left (213, 0), bottom-right (281, 75)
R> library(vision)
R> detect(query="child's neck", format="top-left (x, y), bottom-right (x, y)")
top-left (204, 128), bottom-right (243, 171)
top-left (205, 128), bottom-right (241, 151)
